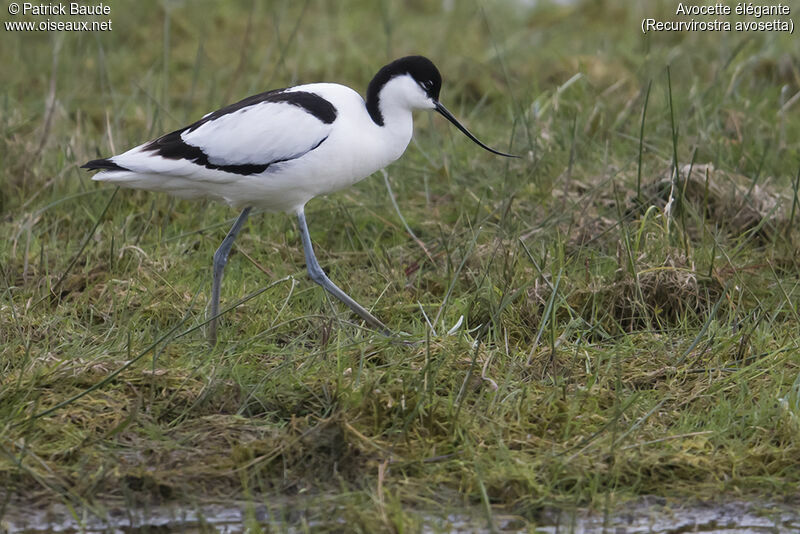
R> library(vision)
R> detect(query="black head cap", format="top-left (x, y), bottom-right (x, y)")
top-left (366, 56), bottom-right (442, 126)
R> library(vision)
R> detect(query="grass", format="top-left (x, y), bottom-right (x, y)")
top-left (1, 0), bottom-right (799, 530)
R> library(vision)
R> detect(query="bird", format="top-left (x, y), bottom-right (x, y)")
top-left (82, 55), bottom-right (516, 346)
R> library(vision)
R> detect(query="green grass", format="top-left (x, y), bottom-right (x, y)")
top-left (2, 0), bottom-right (799, 530)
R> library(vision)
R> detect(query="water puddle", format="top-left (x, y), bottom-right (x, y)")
top-left (538, 499), bottom-right (800, 533)
top-left (2, 498), bottom-right (799, 533)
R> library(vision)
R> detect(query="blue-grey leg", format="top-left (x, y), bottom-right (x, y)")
top-left (296, 208), bottom-right (390, 335)
top-left (208, 207), bottom-right (252, 346)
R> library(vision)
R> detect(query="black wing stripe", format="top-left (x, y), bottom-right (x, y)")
top-left (137, 90), bottom-right (337, 176)
top-left (143, 133), bottom-right (329, 176)
top-left (81, 158), bottom-right (129, 172)
top-left (186, 90), bottom-right (337, 132)
top-left (83, 90), bottom-right (336, 177)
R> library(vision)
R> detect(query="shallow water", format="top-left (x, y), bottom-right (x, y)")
top-left (2, 499), bottom-right (799, 533)
top-left (538, 499), bottom-right (800, 533)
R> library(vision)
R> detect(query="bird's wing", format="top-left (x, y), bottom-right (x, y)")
top-left (99, 89), bottom-right (338, 178)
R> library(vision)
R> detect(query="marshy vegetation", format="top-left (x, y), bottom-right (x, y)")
top-left (1, 0), bottom-right (799, 530)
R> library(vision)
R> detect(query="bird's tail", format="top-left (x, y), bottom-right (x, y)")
top-left (81, 158), bottom-right (128, 172)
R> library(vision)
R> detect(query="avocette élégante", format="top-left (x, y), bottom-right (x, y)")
top-left (82, 56), bottom-right (516, 345)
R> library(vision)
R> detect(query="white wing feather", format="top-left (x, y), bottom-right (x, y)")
top-left (182, 102), bottom-right (331, 166)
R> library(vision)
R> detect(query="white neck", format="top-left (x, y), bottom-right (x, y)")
top-left (374, 75), bottom-right (438, 160)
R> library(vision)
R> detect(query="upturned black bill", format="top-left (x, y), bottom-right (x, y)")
top-left (434, 101), bottom-right (518, 158)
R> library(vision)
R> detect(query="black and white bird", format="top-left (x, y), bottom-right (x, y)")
top-left (83, 56), bottom-right (515, 345)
